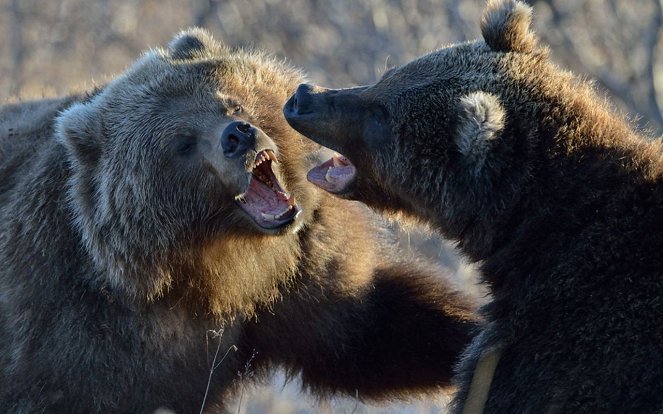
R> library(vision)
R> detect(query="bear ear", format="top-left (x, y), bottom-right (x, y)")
top-left (481, 0), bottom-right (537, 53)
top-left (55, 102), bottom-right (102, 167)
top-left (168, 28), bottom-right (221, 60)
top-left (455, 91), bottom-right (505, 170)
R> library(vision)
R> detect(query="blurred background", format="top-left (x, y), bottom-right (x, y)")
top-left (2, 0), bottom-right (662, 412)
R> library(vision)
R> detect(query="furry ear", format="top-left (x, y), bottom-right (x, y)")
top-left (456, 92), bottom-right (505, 170)
top-left (168, 28), bottom-right (221, 60)
top-left (481, 0), bottom-right (537, 53)
top-left (55, 102), bottom-right (102, 167)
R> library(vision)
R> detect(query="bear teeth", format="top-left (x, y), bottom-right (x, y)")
top-left (277, 205), bottom-right (295, 219)
top-left (252, 149), bottom-right (278, 170)
top-left (261, 206), bottom-right (295, 222)
top-left (261, 212), bottom-right (276, 221)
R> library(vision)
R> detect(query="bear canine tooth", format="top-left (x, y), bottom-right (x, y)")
top-left (278, 191), bottom-right (290, 201)
top-left (325, 166), bottom-right (335, 182)
top-left (275, 205), bottom-right (295, 219)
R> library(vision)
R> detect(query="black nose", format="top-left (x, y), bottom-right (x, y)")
top-left (287, 83), bottom-right (317, 116)
top-left (221, 121), bottom-right (255, 159)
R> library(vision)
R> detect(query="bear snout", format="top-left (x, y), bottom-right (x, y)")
top-left (285, 83), bottom-right (326, 116)
top-left (221, 120), bottom-right (256, 159)
top-left (291, 83), bottom-right (317, 115)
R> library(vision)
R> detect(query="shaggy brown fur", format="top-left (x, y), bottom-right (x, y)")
top-left (0, 29), bottom-right (479, 413)
top-left (284, 1), bottom-right (663, 412)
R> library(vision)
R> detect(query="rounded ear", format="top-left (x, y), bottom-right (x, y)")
top-left (456, 91), bottom-right (505, 172)
top-left (481, 0), bottom-right (537, 53)
top-left (167, 27), bottom-right (221, 60)
top-left (55, 102), bottom-right (102, 167)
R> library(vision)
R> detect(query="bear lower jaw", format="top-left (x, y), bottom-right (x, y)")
top-left (307, 153), bottom-right (356, 194)
top-left (235, 149), bottom-right (301, 230)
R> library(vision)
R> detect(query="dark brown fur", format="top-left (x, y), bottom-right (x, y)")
top-left (0, 29), bottom-right (479, 413)
top-left (284, 1), bottom-right (663, 412)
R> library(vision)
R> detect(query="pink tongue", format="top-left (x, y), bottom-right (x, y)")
top-left (243, 178), bottom-right (289, 215)
top-left (307, 155), bottom-right (356, 194)
top-left (327, 165), bottom-right (355, 180)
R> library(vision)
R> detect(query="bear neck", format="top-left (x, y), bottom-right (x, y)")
top-left (453, 71), bottom-right (663, 298)
top-left (192, 229), bottom-right (303, 321)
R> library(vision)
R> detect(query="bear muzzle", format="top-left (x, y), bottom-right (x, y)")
top-left (225, 122), bottom-right (301, 231)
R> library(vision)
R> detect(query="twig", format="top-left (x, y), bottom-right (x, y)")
top-left (349, 389), bottom-right (360, 414)
top-left (235, 350), bottom-right (258, 414)
top-left (200, 328), bottom-right (237, 414)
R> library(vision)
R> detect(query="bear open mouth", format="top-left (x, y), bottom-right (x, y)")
top-left (235, 149), bottom-right (301, 230)
top-left (307, 153), bottom-right (356, 194)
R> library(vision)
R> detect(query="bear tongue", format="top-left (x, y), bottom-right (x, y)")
top-left (237, 176), bottom-right (299, 229)
top-left (245, 178), bottom-right (288, 209)
top-left (307, 153), bottom-right (356, 194)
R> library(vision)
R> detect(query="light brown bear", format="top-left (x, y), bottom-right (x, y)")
top-left (284, 0), bottom-right (663, 412)
top-left (0, 29), bottom-right (479, 413)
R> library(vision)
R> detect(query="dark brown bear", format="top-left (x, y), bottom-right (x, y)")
top-left (284, 0), bottom-right (663, 412)
top-left (0, 29), bottom-right (479, 413)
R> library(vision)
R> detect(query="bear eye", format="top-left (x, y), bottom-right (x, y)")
top-left (232, 105), bottom-right (244, 116)
top-left (175, 135), bottom-right (197, 156)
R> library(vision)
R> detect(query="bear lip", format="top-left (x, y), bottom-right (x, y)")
top-left (307, 153), bottom-right (356, 194)
top-left (235, 149), bottom-right (301, 230)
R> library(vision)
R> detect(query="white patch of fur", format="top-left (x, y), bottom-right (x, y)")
top-left (456, 92), bottom-right (505, 174)
top-left (55, 102), bottom-right (102, 167)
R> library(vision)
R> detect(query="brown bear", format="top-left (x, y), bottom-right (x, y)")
top-left (283, 0), bottom-right (663, 412)
top-left (0, 29), bottom-right (480, 413)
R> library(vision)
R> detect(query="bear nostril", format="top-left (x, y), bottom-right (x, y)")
top-left (236, 122), bottom-right (251, 134)
top-left (226, 134), bottom-right (239, 153)
top-left (292, 83), bottom-right (320, 115)
top-left (221, 120), bottom-right (256, 159)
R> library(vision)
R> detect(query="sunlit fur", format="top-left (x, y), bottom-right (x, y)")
top-left (0, 29), bottom-right (479, 413)
top-left (286, 0), bottom-right (663, 412)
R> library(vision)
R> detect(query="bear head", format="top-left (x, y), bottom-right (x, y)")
top-left (55, 29), bottom-right (317, 314)
top-left (284, 0), bottom-right (554, 246)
